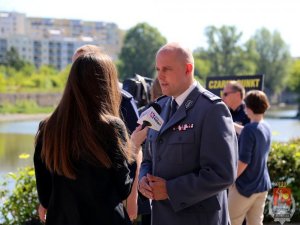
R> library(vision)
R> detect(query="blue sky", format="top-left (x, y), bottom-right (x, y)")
top-left (1, 0), bottom-right (299, 56)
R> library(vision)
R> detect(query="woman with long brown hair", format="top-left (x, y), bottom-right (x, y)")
top-left (34, 52), bottom-right (147, 225)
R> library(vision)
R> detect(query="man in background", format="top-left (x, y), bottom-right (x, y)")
top-left (222, 81), bottom-right (250, 134)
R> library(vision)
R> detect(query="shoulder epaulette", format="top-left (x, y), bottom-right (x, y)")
top-left (155, 95), bottom-right (168, 102)
top-left (121, 89), bottom-right (133, 99)
top-left (201, 90), bottom-right (221, 102)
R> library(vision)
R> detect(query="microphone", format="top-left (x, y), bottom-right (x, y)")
top-left (141, 121), bottom-right (151, 129)
top-left (141, 103), bottom-right (161, 129)
top-left (138, 102), bottom-right (164, 131)
top-left (148, 102), bottom-right (162, 114)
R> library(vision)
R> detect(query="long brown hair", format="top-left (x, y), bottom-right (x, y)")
top-left (38, 53), bottom-right (130, 179)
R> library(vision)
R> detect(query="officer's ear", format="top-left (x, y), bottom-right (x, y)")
top-left (185, 63), bottom-right (193, 75)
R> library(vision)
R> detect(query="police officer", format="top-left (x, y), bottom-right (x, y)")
top-left (138, 42), bottom-right (238, 225)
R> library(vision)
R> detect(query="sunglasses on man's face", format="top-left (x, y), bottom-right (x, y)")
top-left (223, 91), bottom-right (238, 97)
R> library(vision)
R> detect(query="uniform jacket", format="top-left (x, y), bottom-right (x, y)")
top-left (139, 84), bottom-right (238, 225)
top-left (34, 119), bottom-right (134, 225)
top-left (120, 89), bottom-right (139, 134)
top-left (121, 89), bottom-right (139, 177)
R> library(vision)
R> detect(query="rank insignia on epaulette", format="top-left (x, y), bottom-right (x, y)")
top-left (202, 91), bottom-right (221, 102)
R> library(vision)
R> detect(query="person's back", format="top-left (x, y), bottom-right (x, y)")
top-left (34, 53), bottom-right (147, 225)
top-left (35, 119), bottom-right (132, 225)
top-left (236, 121), bottom-right (271, 197)
top-left (72, 44), bottom-right (141, 222)
top-left (228, 90), bottom-right (272, 225)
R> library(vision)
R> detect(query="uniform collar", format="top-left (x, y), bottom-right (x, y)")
top-left (173, 80), bottom-right (197, 108)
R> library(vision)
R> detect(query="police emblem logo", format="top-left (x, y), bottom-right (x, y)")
top-left (269, 182), bottom-right (296, 225)
top-left (185, 100), bottom-right (193, 109)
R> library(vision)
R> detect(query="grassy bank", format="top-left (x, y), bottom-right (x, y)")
top-left (0, 100), bottom-right (54, 115)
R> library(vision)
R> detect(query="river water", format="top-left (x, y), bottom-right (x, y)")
top-left (0, 109), bottom-right (299, 175)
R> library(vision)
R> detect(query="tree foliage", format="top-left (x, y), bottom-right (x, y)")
top-left (0, 64), bottom-right (69, 93)
top-left (286, 59), bottom-right (300, 114)
top-left (1, 47), bottom-right (28, 71)
top-left (250, 28), bottom-right (291, 93)
top-left (286, 59), bottom-right (300, 94)
top-left (0, 166), bottom-right (41, 225)
top-left (0, 24), bottom-right (296, 105)
top-left (118, 23), bottom-right (167, 80)
top-left (194, 26), bottom-right (293, 100)
top-left (193, 49), bottom-right (211, 82)
top-left (201, 25), bottom-right (249, 76)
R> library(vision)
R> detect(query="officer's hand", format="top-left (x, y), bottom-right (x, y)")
top-left (138, 175), bottom-right (153, 199)
top-left (147, 174), bottom-right (169, 200)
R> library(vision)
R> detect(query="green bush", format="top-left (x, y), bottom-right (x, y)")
top-left (0, 164), bottom-right (41, 225)
top-left (1, 139), bottom-right (300, 224)
top-left (0, 100), bottom-right (54, 114)
top-left (264, 138), bottom-right (300, 222)
top-left (0, 64), bottom-right (69, 93)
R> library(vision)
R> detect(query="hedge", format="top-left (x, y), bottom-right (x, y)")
top-left (0, 139), bottom-right (300, 224)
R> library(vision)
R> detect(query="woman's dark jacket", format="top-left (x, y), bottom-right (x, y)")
top-left (34, 118), bottom-right (135, 225)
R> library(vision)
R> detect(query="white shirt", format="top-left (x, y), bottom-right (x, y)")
top-left (173, 80), bottom-right (197, 108)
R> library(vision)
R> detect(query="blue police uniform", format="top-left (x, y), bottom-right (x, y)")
top-left (140, 84), bottom-right (238, 225)
top-left (120, 89), bottom-right (139, 134)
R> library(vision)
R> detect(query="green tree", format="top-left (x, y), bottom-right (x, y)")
top-left (250, 28), bottom-right (291, 94)
top-left (286, 59), bottom-right (300, 93)
top-left (202, 25), bottom-right (249, 76)
top-left (2, 47), bottom-right (27, 71)
top-left (118, 23), bottom-right (167, 80)
top-left (193, 48), bottom-right (211, 82)
top-left (25, 65), bottom-right (58, 90)
top-left (286, 59), bottom-right (300, 116)
top-left (0, 72), bottom-right (6, 92)
top-left (241, 39), bottom-right (260, 75)
top-left (21, 63), bottom-right (36, 77)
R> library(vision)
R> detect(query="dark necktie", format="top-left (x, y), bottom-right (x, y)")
top-left (169, 99), bottom-right (178, 119)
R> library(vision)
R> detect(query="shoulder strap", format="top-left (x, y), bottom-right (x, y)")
top-left (200, 89), bottom-right (221, 102)
top-left (121, 89), bottom-right (133, 99)
top-left (156, 95), bottom-right (168, 102)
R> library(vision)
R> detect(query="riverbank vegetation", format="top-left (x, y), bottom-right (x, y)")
top-left (0, 100), bottom-right (53, 114)
top-left (0, 63), bottom-right (69, 93)
top-left (1, 25), bottom-right (300, 104)
top-left (1, 138), bottom-right (300, 224)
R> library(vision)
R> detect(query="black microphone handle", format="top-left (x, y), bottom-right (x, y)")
top-left (141, 121), bottom-right (152, 129)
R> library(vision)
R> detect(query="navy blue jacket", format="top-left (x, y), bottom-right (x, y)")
top-left (120, 89), bottom-right (139, 134)
top-left (34, 118), bottom-right (134, 225)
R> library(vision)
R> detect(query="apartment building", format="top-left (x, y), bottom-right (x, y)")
top-left (0, 11), bottom-right (122, 70)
